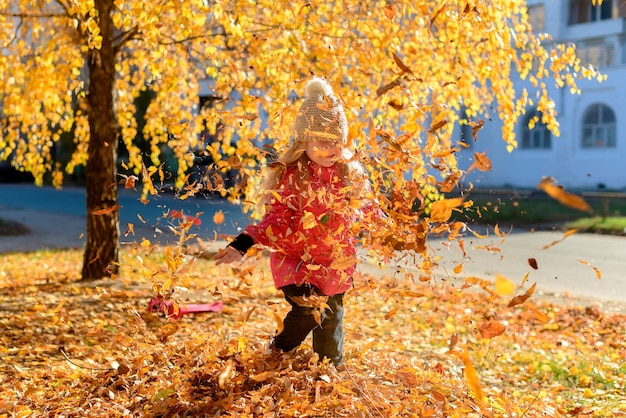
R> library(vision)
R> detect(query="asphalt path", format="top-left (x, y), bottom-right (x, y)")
top-left (1, 184), bottom-right (625, 308)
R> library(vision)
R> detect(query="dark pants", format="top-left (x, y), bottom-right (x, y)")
top-left (273, 284), bottom-right (345, 366)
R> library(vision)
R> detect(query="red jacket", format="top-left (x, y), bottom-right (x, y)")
top-left (244, 161), bottom-right (360, 296)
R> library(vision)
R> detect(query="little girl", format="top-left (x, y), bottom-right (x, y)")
top-left (213, 77), bottom-right (377, 366)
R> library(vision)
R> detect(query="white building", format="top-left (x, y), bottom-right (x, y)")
top-left (460, 0), bottom-right (626, 191)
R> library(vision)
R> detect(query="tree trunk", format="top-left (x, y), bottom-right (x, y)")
top-left (82, 0), bottom-right (120, 280)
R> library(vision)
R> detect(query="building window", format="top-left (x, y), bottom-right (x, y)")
top-left (521, 109), bottom-right (551, 149)
top-left (576, 43), bottom-right (614, 67)
top-left (569, 0), bottom-right (614, 24)
top-left (581, 104), bottom-right (616, 148)
top-left (528, 5), bottom-right (545, 32)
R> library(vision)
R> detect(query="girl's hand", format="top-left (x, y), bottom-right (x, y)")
top-left (213, 246), bottom-right (244, 265)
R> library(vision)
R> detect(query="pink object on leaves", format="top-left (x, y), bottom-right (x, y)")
top-left (148, 296), bottom-right (223, 320)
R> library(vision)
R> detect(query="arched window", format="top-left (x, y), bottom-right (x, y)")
top-left (581, 104), bottom-right (616, 148)
top-left (521, 109), bottom-right (551, 150)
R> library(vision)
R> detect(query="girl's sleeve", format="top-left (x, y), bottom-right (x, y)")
top-left (228, 170), bottom-right (296, 253)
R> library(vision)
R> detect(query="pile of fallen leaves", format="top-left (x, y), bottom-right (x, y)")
top-left (1, 247), bottom-right (625, 417)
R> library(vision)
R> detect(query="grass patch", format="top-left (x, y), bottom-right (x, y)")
top-left (453, 191), bottom-right (626, 235)
top-left (565, 217), bottom-right (626, 235)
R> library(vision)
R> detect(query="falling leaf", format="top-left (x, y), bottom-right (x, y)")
top-left (213, 210), bottom-right (225, 225)
top-left (478, 320), bottom-right (506, 339)
top-left (384, 306), bottom-right (399, 320)
top-left (507, 282), bottom-right (537, 307)
top-left (537, 177), bottom-right (591, 212)
top-left (542, 228), bottom-right (577, 249)
top-left (494, 275), bottom-right (515, 296)
top-left (439, 172), bottom-right (462, 193)
top-left (429, 197), bottom-right (465, 223)
top-left (459, 349), bottom-right (484, 402)
top-left (432, 148), bottom-right (460, 158)
top-left (528, 258), bottom-right (538, 270)
top-left (392, 52), bottom-right (414, 76)
top-left (472, 152), bottom-right (492, 172)
top-left (448, 332), bottom-right (458, 351)
top-left (529, 306), bottom-right (550, 323)
top-left (90, 205), bottom-right (120, 215)
top-left (578, 259), bottom-right (602, 279)
top-left (376, 78), bottom-right (403, 97)
top-left (520, 271), bottom-right (530, 286)
top-left (301, 211), bottom-right (317, 229)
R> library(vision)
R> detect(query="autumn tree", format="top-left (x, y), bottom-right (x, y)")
top-left (0, 1), bottom-right (601, 280)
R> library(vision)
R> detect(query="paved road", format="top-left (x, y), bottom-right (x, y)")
top-left (2, 184), bottom-right (625, 308)
top-left (0, 183), bottom-right (250, 239)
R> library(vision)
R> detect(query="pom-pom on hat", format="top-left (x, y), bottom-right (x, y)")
top-left (293, 77), bottom-right (348, 144)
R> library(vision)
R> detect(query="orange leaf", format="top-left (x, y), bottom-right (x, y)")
top-left (383, 4), bottom-right (396, 20)
top-left (439, 171), bottom-right (461, 193)
top-left (542, 228), bottom-right (577, 249)
top-left (472, 152), bottom-right (492, 172)
top-left (459, 349), bottom-right (484, 402)
top-left (429, 197), bottom-right (465, 223)
top-left (453, 263), bottom-right (463, 274)
top-left (432, 148), bottom-right (460, 159)
top-left (537, 177), bottom-right (591, 212)
top-left (384, 306), bottom-right (399, 320)
top-left (213, 210), bottom-right (225, 225)
top-left (529, 306), bottom-right (550, 323)
top-left (507, 282), bottom-right (537, 307)
top-left (520, 271), bottom-right (530, 286)
top-left (448, 332), bottom-right (458, 351)
top-left (90, 205), bottom-right (120, 215)
top-left (578, 259), bottom-right (602, 279)
top-left (478, 320), bottom-right (506, 339)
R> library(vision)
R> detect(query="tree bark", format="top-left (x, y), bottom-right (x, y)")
top-left (82, 0), bottom-right (120, 280)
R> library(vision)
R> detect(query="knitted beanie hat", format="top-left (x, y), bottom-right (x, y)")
top-left (293, 77), bottom-right (348, 144)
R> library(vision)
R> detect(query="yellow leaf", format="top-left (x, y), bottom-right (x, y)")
top-left (494, 274), bottom-right (515, 296)
top-left (301, 211), bottom-right (317, 229)
top-left (330, 255), bottom-right (356, 271)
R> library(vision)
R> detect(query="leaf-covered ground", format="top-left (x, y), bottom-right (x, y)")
top-left (1, 247), bottom-right (624, 417)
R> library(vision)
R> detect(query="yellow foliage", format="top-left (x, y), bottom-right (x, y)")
top-left (0, 0), bottom-right (603, 273)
